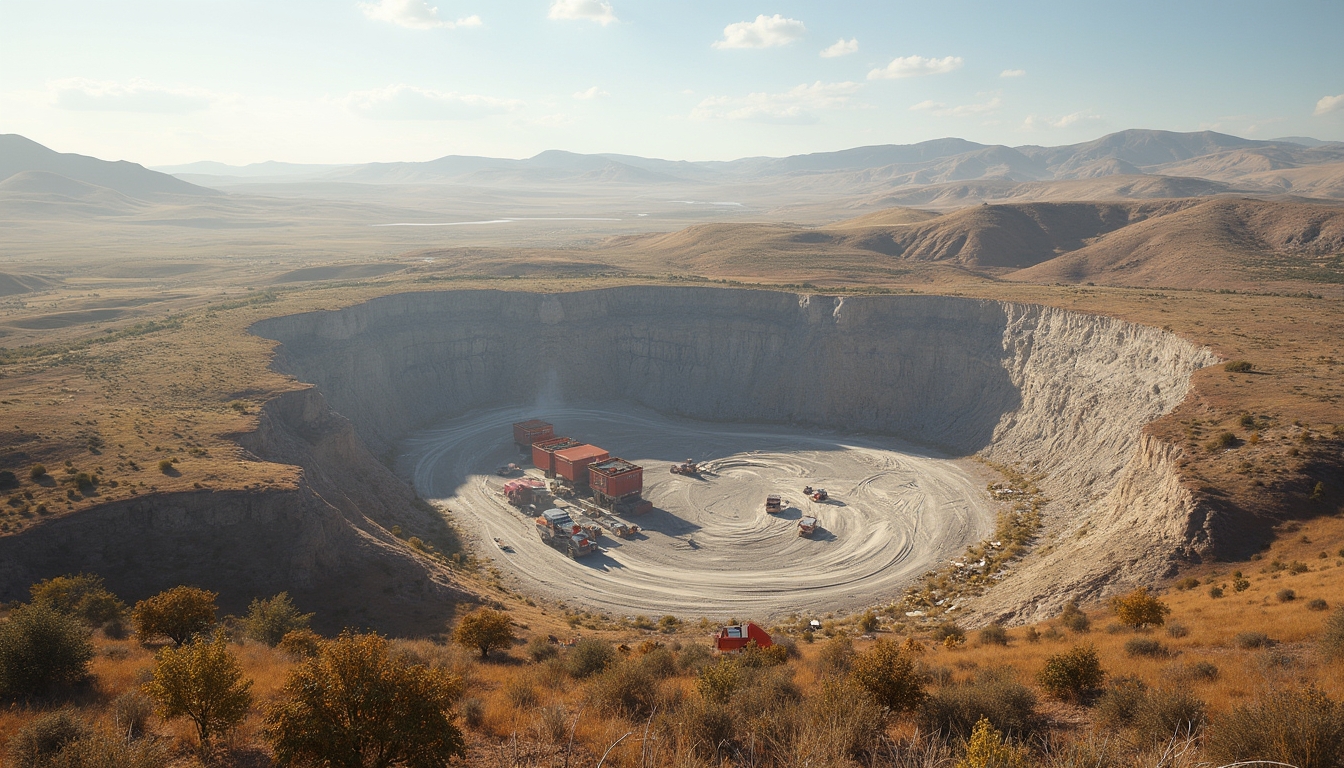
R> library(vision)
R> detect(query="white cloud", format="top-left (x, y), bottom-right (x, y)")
top-left (1022, 111), bottom-right (1102, 130)
top-left (573, 86), bottom-right (609, 100)
top-left (691, 81), bottom-right (860, 124)
top-left (910, 96), bottom-right (1002, 117)
top-left (358, 0), bottom-right (481, 29)
top-left (51, 79), bottom-right (213, 114)
top-left (1315, 93), bottom-right (1344, 116)
top-left (713, 15), bottom-right (806, 49)
top-left (1000, 69), bottom-right (1026, 78)
top-left (868, 55), bottom-right (963, 80)
top-left (345, 85), bottom-right (522, 120)
top-left (820, 38), bottom-right (858, 58)
top-left (548, 0), bottom-right (617, 25)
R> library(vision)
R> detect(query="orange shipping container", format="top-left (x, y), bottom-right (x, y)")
top-left (589, 458), bottom-right (644, 500)
top-left (554, 444), bottom-right (609, 484)
top-left (513, 419), bottom-right (554, 447)
top-left (532, 437), bottom-right (581, 472)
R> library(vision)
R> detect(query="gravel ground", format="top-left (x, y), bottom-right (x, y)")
top-left (402, 403), bottom-right (996, 620)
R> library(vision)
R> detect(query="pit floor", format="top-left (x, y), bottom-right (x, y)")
top-left (401, 403), bottom-right (997, 621)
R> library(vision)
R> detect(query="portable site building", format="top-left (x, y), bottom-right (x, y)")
top-left (715, 622), bottom-right (773, 653)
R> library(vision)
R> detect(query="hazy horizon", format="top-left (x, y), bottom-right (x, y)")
top-left (2, 1), bottom-right (1342, 167)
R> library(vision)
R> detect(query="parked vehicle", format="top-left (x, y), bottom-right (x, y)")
top-left (798, 516), bottom-right (818, 537)
top-left (670, 459), bottom-right (699, 475)
top-left (765, 494), bottom-right (782, 514)
top-left (536, 508), bottom-right (596, 557)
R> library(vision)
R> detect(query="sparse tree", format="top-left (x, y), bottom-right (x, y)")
top-left (1109, 587), bottom-right (1171, 628)
top-left (848, 638), bottom-right (925, 713)
top-left (29, 573), bottom-right (126, 628)
top-left (242, 592), bottom-right (314, 647)
top-left (264, 631), bottom-right (465, 768)
top-left (452, 608), bottom-right (514, 660)
top-left (0, 602), bottom-right (93, 697)
top-left (142, 632), bottom-right (252, 746)
top-left (131, 586), bottom-right (217, 646)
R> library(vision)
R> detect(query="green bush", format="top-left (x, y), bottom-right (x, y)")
top-left (526, 636), bottom-right (559, 662)
top-left (978, 624), bottom-right (1009, 646)
top-left (0, 602), bottom-right (93, 696)
top-left (564, 638), bottom-right (614, 678)
top-left (1208, 431), bottom-right (1238, 451)
top-left (1278, 588), bottom-right (1297, 603)
top-left (1123, 638), bottom-right (1166, 658)
top-left (696, 657), bottom-right (743, 703)
top-left (452, 608), bottom-right (514, 660)
top-left (242, 592), bottom-right (314, 647)
top-left (931, 621), bottom-right (966, 643)
top-left (1037, 645), bottom-right (1105, 702)
top-left (1134, 689), bottom-right (1207, 744)
top-left (131, 586), bottom-right (217, 646)
top-left (29, 464), bottom-right (47, 480)
top-left (157, 459), bottom-right (173, 473)
top-left (1224, 360), bottom-right (1254, 372)
top-left (591, 661), bottom-right (660, 719)
top-left (1095, 675), bottom-right (1148, 727)
top-left (6, 710), bottom-right (87, 767)
top-left (29, 573), bottom-right (125, 628)
top-left (919, 667), bottom-right (1040, 740)
top-left (848, 638), bottom-right (925, 713)
top-left (1207, 686), bottom-right (1344, 768)
top-left (1058, 601), bottom-right (1090, 633)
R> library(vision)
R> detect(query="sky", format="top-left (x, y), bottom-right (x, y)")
top-left (1, 0), bottom-right (1341, 166)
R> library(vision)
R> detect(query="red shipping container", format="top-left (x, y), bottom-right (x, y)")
top-left (532, 437), bottom-right (581, 472)
top-left (513, 419), bottom-right (554, 447)
top-left (589, 458), bottom-right (643, 500)
top-left (554, 444), bottom-right (609, 484)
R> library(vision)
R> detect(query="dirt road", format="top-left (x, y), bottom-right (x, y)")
top-left (402, 404), bottom-right (995, 620)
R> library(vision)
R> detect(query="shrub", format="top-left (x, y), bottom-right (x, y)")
top-left (1322, 607), bottom-right (1344, 660)
top-left (1058, 601), bottom-right (1090, 633)
top-left (503, 675), bottom-right (537, 708)
top-left (638, 645), bottom-right (678, 678)
top-left (657, 614), bottom-right (681, 633)
top-left (676, 642), bottom-right (713, 675)
top-left (592, 661), bottom-right (660, 719)
top-left (1095, 675), bottom-right (1148, 727)
top-left (1224, 360), bottom-right (1254, 372)
top-left (265, 631), bottom-right (465, 766)
top-left (1236, 631), bottom-right (1273, 649)
top-left (817, 635), bottom-right (855, 673)
top-left (0, 602), bottom-right (93, 696)
top-left (920, 667), bottom-right (1040, 740)
top-left (696, 657), bottom-right (743, 703)
top-left (1124, 638), bottom-right (1166, 657)
top-left (1133, 689), bottom-right (1207, 744)
top-left (111, 689), bottom-right (154, 739)
top-left (565, 638), bottom-right (614, 678)
top-left (460, 698), bottom-right (485, 729)
top-left (30, 464), bottom-right (47, 480)
top-left (142, 632), bottom-right (252, 744)
top-left (1209, 585), bottom-right (1224, 598)
top-left (6, 710), bottom-right (87, 767)
top-left (978, 624), bottom-right (1009, 646)
top-left (242, 592), bottom-right (314, 647)
top-left (0, 471), bottom-right (17, 490)
top-left (931, 621), bottom-right (966, 643)
top-left (526, 636), bottom-right (559, 662)
top-left (1208, 431), bottom-right (1238, 451)
top-left (1109, 587), bottom-right (1171, 628)
top-left (1308, 598), bottom-right (1329, 612)
top-left (858, 611), bottom-right (879, 633)
top-left (1174, 577), bottom-right (1199, 591)
top-left (1165, 621), bottom-right (1190, 638)
top-left (29, 573), bottom-right (125, 628)
top-left (1232, 577), bottom-right (1251, 592)
top-left (1277, 588), bottom-right (1297, 602)
top-left (1037, 645), bottom-right (1105, 702)
top-left (278, 628), bottom-right (323, 658)
top-left (957, 716), bottom-right (1028, 768)
top-left (1023, 627), bottom-right (1040, 643)
top-left (1207, 686), bottom-right (1344, 768)
top-left (848, 638), bottom-right (925, 713)
top-left (452, 608), bottom-right (514, 659)
top-left (131, 586), bottom-right (217, 646)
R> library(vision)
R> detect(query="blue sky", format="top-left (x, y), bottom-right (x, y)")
top-left (1, 0), bottom-right (1341, 165)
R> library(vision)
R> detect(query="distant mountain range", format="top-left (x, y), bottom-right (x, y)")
top-left (0, 134), bottom-right (216, 200)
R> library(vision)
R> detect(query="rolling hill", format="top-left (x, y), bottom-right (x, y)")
top-left (0, 134), bottom-right (217, 199)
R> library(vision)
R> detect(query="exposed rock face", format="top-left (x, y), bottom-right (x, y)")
top-left (0, 387), bottom-right (469, 635)
top-left (254, 287), bottom-right (1218, 621)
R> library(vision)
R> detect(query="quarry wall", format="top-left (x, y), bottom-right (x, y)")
top-left (253, 287), bottom-right (1219, 620)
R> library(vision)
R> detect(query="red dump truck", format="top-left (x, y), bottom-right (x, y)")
top-left (503, 478), bottom-right (547, 508)
top-left (798, 516), bottom-right (818, 537)
top-left (513, 420), bottom-right (554, 451)
top-left (533, 437), bottom-right (583, 476)
top-left (536, 508), bottom-right (596, 558)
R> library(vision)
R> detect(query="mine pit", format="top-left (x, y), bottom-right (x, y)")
top-left (253, 286), bottom-right (1218, 620)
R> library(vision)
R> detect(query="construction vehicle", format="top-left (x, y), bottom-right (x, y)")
top-left (503, 478), bottom-right (547, 508)
top-left (607, 521), bottom-right (642, 539)
top-left (496, 462), bottom-right (521, 477)
top-left (670, 459), bottom-right (699, 476)
top-left (810, 488), bottom-right (829, 502)
top-left (765, 494), bottom-right (782, 514)
top-left (535, 508), bottom-right (596, 558)
top-left (798, 516), bottom-right (818, 537)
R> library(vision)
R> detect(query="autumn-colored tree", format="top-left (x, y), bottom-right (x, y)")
top-left (848, 638), bottom-right (925, 713)
top-left (1109, 587), bottom-right (1171, 628)
top-left (29, 573), bottom-right (126, 628)
top-left (131, 586), bottom-right (217, 646)
top-left (452, 608), bottom-right (514, 659)
top-left (142, 633), bottom-right (253, 745)
top-left (264, 631), bottom-right (465, 768)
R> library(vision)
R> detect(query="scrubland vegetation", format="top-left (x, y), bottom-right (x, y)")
top-left (3, 507), bottom-right (1344, 768)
